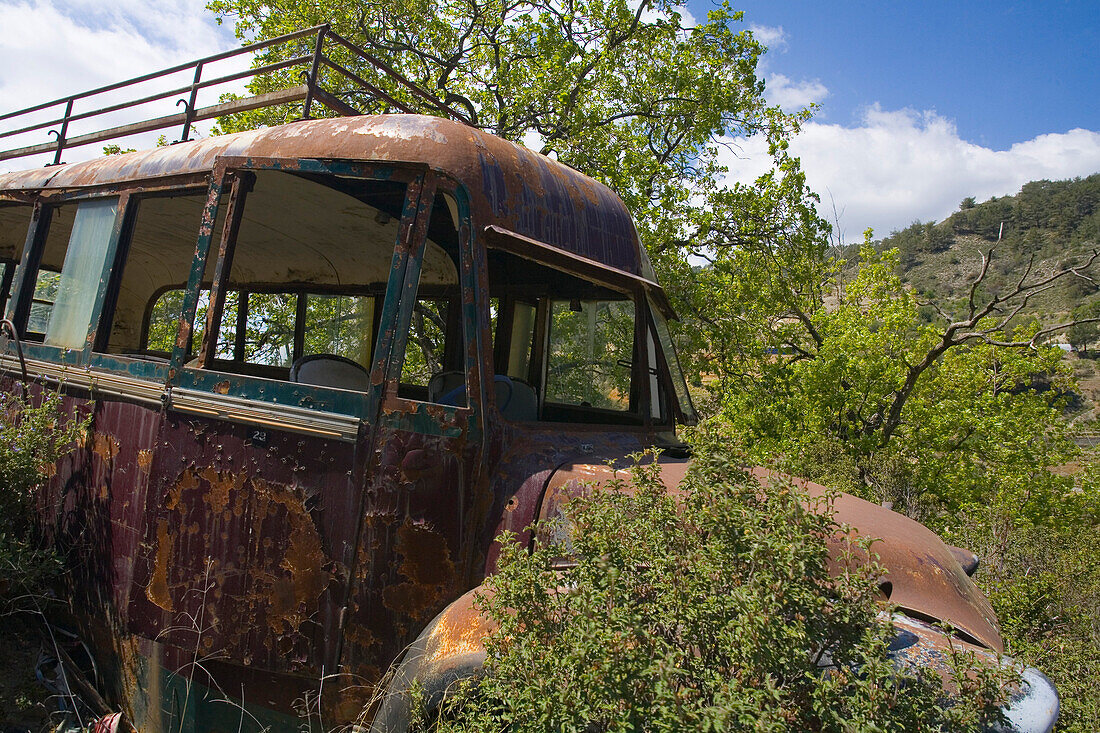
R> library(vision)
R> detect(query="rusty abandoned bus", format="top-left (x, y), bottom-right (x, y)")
top-left (0, 27), bottom-right (1057, 733)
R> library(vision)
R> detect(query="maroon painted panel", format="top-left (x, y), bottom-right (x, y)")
top-left (126, 410), bottom-right (361, 676)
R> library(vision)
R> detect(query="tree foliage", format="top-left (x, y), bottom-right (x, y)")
top-left (954, 507), bottom-right (1100, 733)
top-left (208, 0), bottom-right (798, 277)
top-left (701, 239), bottom-right (1084, 526)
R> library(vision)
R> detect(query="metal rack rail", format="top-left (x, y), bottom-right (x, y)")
top-left (0, 24), bottom-right (472, 166)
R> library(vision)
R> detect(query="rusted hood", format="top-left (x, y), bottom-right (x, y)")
top-left (537, 456), bottom-right (1003, 652)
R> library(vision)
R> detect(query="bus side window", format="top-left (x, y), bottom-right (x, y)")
top-left (4, 203), bottom-right (77, 340)
top-left (27, 270), bottom-right (61, 336)
top-left (102, 191), bottom-right (223, 359)
top-left (485, 248), bottom-right (644, 424)
top-left (21, 199), bottom-right (116, 348)
top-left (303, 293), bottom-right (375, 367)
top-left (199, 169), bottom-right (406, 393)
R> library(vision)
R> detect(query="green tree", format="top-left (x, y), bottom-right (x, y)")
top-left (690, 232), bottom-right (1094, 528)
top-left (1068, 301), bottom-right (1100, 355)
top-left (208, 0), bottom-right (805, 280)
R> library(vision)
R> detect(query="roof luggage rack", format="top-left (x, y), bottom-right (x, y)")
top-left (0, 24), bottom-right (473, 167)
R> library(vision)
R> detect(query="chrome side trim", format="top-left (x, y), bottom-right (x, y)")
top-left (0, 354), bottom-right (164, 406)
top-left (168, 386), bottom-right (361, 441)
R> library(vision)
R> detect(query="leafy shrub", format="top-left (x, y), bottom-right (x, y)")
top-left (0, 386), bottom-right (87, 612)
top-left (426, 434), bottom-right (1014, 732)
top-left (972, 518), bottom-right (1100, 732)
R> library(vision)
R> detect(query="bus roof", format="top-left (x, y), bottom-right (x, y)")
top-left (0, 115), bottom-right (646, 277)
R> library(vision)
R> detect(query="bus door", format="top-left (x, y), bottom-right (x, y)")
top-left (340, 178), bottom-right (491, 678)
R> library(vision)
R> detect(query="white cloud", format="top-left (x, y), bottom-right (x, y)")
top-left (0, 0), bottom-right (240, 170)
top-left (674, 4), bottom-right (698, 28)
top-left (720, 105), bottom-right (1100, 244)
top-left (749, 24), bottom-right (787, 51)
top-left (747, 25), bottom-right (825, 113)
top-left (764, 73), bottom-right (828, 111)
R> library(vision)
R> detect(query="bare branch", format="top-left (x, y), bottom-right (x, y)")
top-left (877, 248), bottom-right (1100, 444)
top-left (966, 246), bottom-right (993, 319)
top-left (962, 317), bottom-right (1100, 349)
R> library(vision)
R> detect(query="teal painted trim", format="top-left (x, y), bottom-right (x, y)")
top-left (382, 181), bottom-right (433, 389)
top-left (171, 174), bottom-right (224, 369)
top-left (453, 184), bottom-right (487, 424)
top-left (174, 366), bottom-right (370, 416)
top-left (220, 155), bottom-right (421, 183)
top-left (294, 158), bottom-right (400, 180)
top-left (86, 352), bottom-right (169, 382)
top-left (20, 342), bottom-right (85, 367)
top-left (131, 658), bottom-right (322, 733)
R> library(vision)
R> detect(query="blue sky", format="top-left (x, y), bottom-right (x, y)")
top-left (721, 0), bottom-right (1099, 150)
top-left (1, 0), bottom-right (1098, 240)
top-left (704, 0), bottom-right (1100, 242)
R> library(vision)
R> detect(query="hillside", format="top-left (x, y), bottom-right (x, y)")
top-left (868, 174), bottom-right (1100, 331)
top-left (863, 174), bottom-right (1100, 422)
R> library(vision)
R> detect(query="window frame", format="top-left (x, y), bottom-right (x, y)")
top-left (164, 156), bottom-right (456, 432)
top-left (7, 192), bottom-right (126, 366)
top-left (378, 175), bottom-right (486, 436)
top-left (484, 228), bottom-right (665, 427)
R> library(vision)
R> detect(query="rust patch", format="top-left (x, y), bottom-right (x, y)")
top-left (199, 466), bottom-right (244, 510)
top-left (395, 521), bottom-right (454, 586)
top-left (425, 594), bottom-right (493, 665)
top-left (271, 488), bottom-right (329, 621)
top-left (92, 432), bottom-right (120, 461)
top-left (175, 320), bottom-right (192, 350)
top-left (147, 520), bottom-right (174, 611)
top-left (137, 449), bottom-right (153, 470)
top-left (146, 467), bottom-right (334, 653)
top-left (213, 380), bottom-right (231, 395)
top-left (381, 521), bottom-right (456, 619)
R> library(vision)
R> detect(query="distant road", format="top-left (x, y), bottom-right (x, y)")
top-left (1074, 431), bottom-right (1100, 448)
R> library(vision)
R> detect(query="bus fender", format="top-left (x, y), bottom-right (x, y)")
top-left (370, 585), bottom-right (495, 732)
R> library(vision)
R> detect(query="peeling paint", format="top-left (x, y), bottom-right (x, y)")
top-left (144, 466), bottom-right (335, 653)
top-left (147, 520), bottom-right (174, 611)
